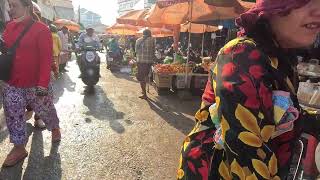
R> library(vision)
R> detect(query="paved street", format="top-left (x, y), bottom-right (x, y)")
top-left (0, 54), bottom-right (201, 180)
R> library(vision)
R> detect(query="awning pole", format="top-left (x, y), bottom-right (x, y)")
top-left (201, 25), bottom-right (205, 58)
top-left (185, 0), bottom-right (193, 89)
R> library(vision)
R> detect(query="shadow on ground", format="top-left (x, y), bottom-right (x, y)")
top-left (111, 72), bottom-right (138, 83)
top-left (147, 97), bottom-right (195, 135)
top-left (0, 113), bottom-right (8, 144)
top-left (53, 73), bottom-right (76, 104)
top-left (0, 124), bottom-right (61, 180)
top-left (83, 86), bottom-right (125, 134)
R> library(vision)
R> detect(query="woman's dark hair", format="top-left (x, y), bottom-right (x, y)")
top-left (246, 18), bottom-right (278, 56)
top-left (49, 24), bottom-right (58, 33)
top-left (248, 18), bottom-right (298, 62)
top-left (246, 17), bottom-right (299, 97)
top-left (143, 29), bottom-right (151, 37)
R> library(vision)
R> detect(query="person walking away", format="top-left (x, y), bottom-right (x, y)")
top-left (57, 26), bottom-right (69, 72)
top-left (178, 0), bottom-right (320, 179)
top-left (50, 24), bottom-right (62, 79)
top-left (135, 29), bottom-right (155, 99)
top-left (1, 0), bottom-right (61, 167)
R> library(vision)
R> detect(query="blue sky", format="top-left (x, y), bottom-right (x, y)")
top-left (72, 0), bottom-right (119, 25)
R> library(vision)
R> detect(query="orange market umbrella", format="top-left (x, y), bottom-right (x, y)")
top-left (117, 9), bottom-right (168, 28)
top-left (54, 19), bottom-right (80, 32)
top-left (106, 23), bottom-right (139, 36)
top-left (117, 9), bottom-right (149, 26)
top-left (180, 22), bottom-right (218, 33)
top-left (146, 0), bottom-right (254, 25)
top-left (137, 27), bottom-right (174, 37)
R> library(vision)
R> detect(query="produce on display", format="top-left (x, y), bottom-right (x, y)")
top-left (163, 56), bottom-right (174, 64)
top-left (154, 64), bottom-right (192, 74)
top-left (123, 49), bottom-right (135, 65)
top-left (175, 54), bottom-right (187, 64)
top-left (202, 57), bottom-right (213, 72)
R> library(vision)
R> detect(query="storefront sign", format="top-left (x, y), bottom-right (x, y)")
top-left (156, 0), bottom-right (189, 8)
top-left (119, 0), bottom-right (140, 13)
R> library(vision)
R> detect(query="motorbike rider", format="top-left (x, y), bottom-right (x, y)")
top-left (107, 36), bottom-right (121, 60)
top-left (77, 27), bottom-right (101, 78)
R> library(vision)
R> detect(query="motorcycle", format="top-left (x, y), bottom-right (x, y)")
top-left (106, 48), bottom-right (123, 72)
top-left (78, 45), bottom-right (100, 89)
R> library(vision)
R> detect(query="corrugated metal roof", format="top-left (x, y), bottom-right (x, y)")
top-left (0, 0), bottom-right (10, 22)
top-left (52, 0), bottom-right (74, 8)
top-left (54, 6), bottom-right (75, 20)
top-left (37, 0), bottom-right (55, 20)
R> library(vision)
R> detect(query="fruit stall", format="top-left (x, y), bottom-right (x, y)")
top-left (150, 56), bottom-right (212, 95)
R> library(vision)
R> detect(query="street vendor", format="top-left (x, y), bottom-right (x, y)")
top-left (135, 29), bottom-right (155, 99)
top-left (178, 0), bottom-right (320, 179)
top-left (107, 36), bottom-right (121, 56)
top-left (57, 26), bottom-right (70, 72)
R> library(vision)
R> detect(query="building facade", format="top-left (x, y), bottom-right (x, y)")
top-left (0, 0), bottom-right (9, 33)
top-left (118, 0), bottom-right (156, 15)
top-left (52, 0), bottom-right (75, 20)
top-left (0, 0), bottom-right (10, 22)
top-left (78, 8), bottom-right (102, 28)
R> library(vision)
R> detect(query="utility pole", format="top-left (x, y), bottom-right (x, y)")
top-left (78, 4), bottom-right (81, 24)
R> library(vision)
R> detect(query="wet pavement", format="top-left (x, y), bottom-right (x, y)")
top-left (0, 53), bottom-right (201, 180)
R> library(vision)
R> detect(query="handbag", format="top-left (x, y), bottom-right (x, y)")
top-left (0, 20), bottom-right (35, 81)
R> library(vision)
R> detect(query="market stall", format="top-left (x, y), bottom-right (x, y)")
top-left (149, 56), bottom-right (212, 95)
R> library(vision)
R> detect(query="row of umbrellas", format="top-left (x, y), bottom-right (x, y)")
top-left (106, 0), bottom-right (254, 36)
top-left (106, 0), bottom-right (256, 88)
top-left (106, 23), bottom-right (218, 36)
top-left (34, 0), bottom-right (255, 35)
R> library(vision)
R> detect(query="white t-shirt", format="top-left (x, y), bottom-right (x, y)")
top-left (58, 31), bottom-right (69, 51)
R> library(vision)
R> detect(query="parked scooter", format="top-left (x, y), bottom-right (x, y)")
top-left (106, 48), bottom-right (123, 72)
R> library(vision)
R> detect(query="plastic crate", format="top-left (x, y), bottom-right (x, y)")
top-left (175, 74), bottom-right (192, 89)
top-left (154, 73), bottom-right (172, 88)
top-left (193, 75), bottom-right (209, 89)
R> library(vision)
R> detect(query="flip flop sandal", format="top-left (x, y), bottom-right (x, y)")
top-left (2, 150), bottom-right (28, 167)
